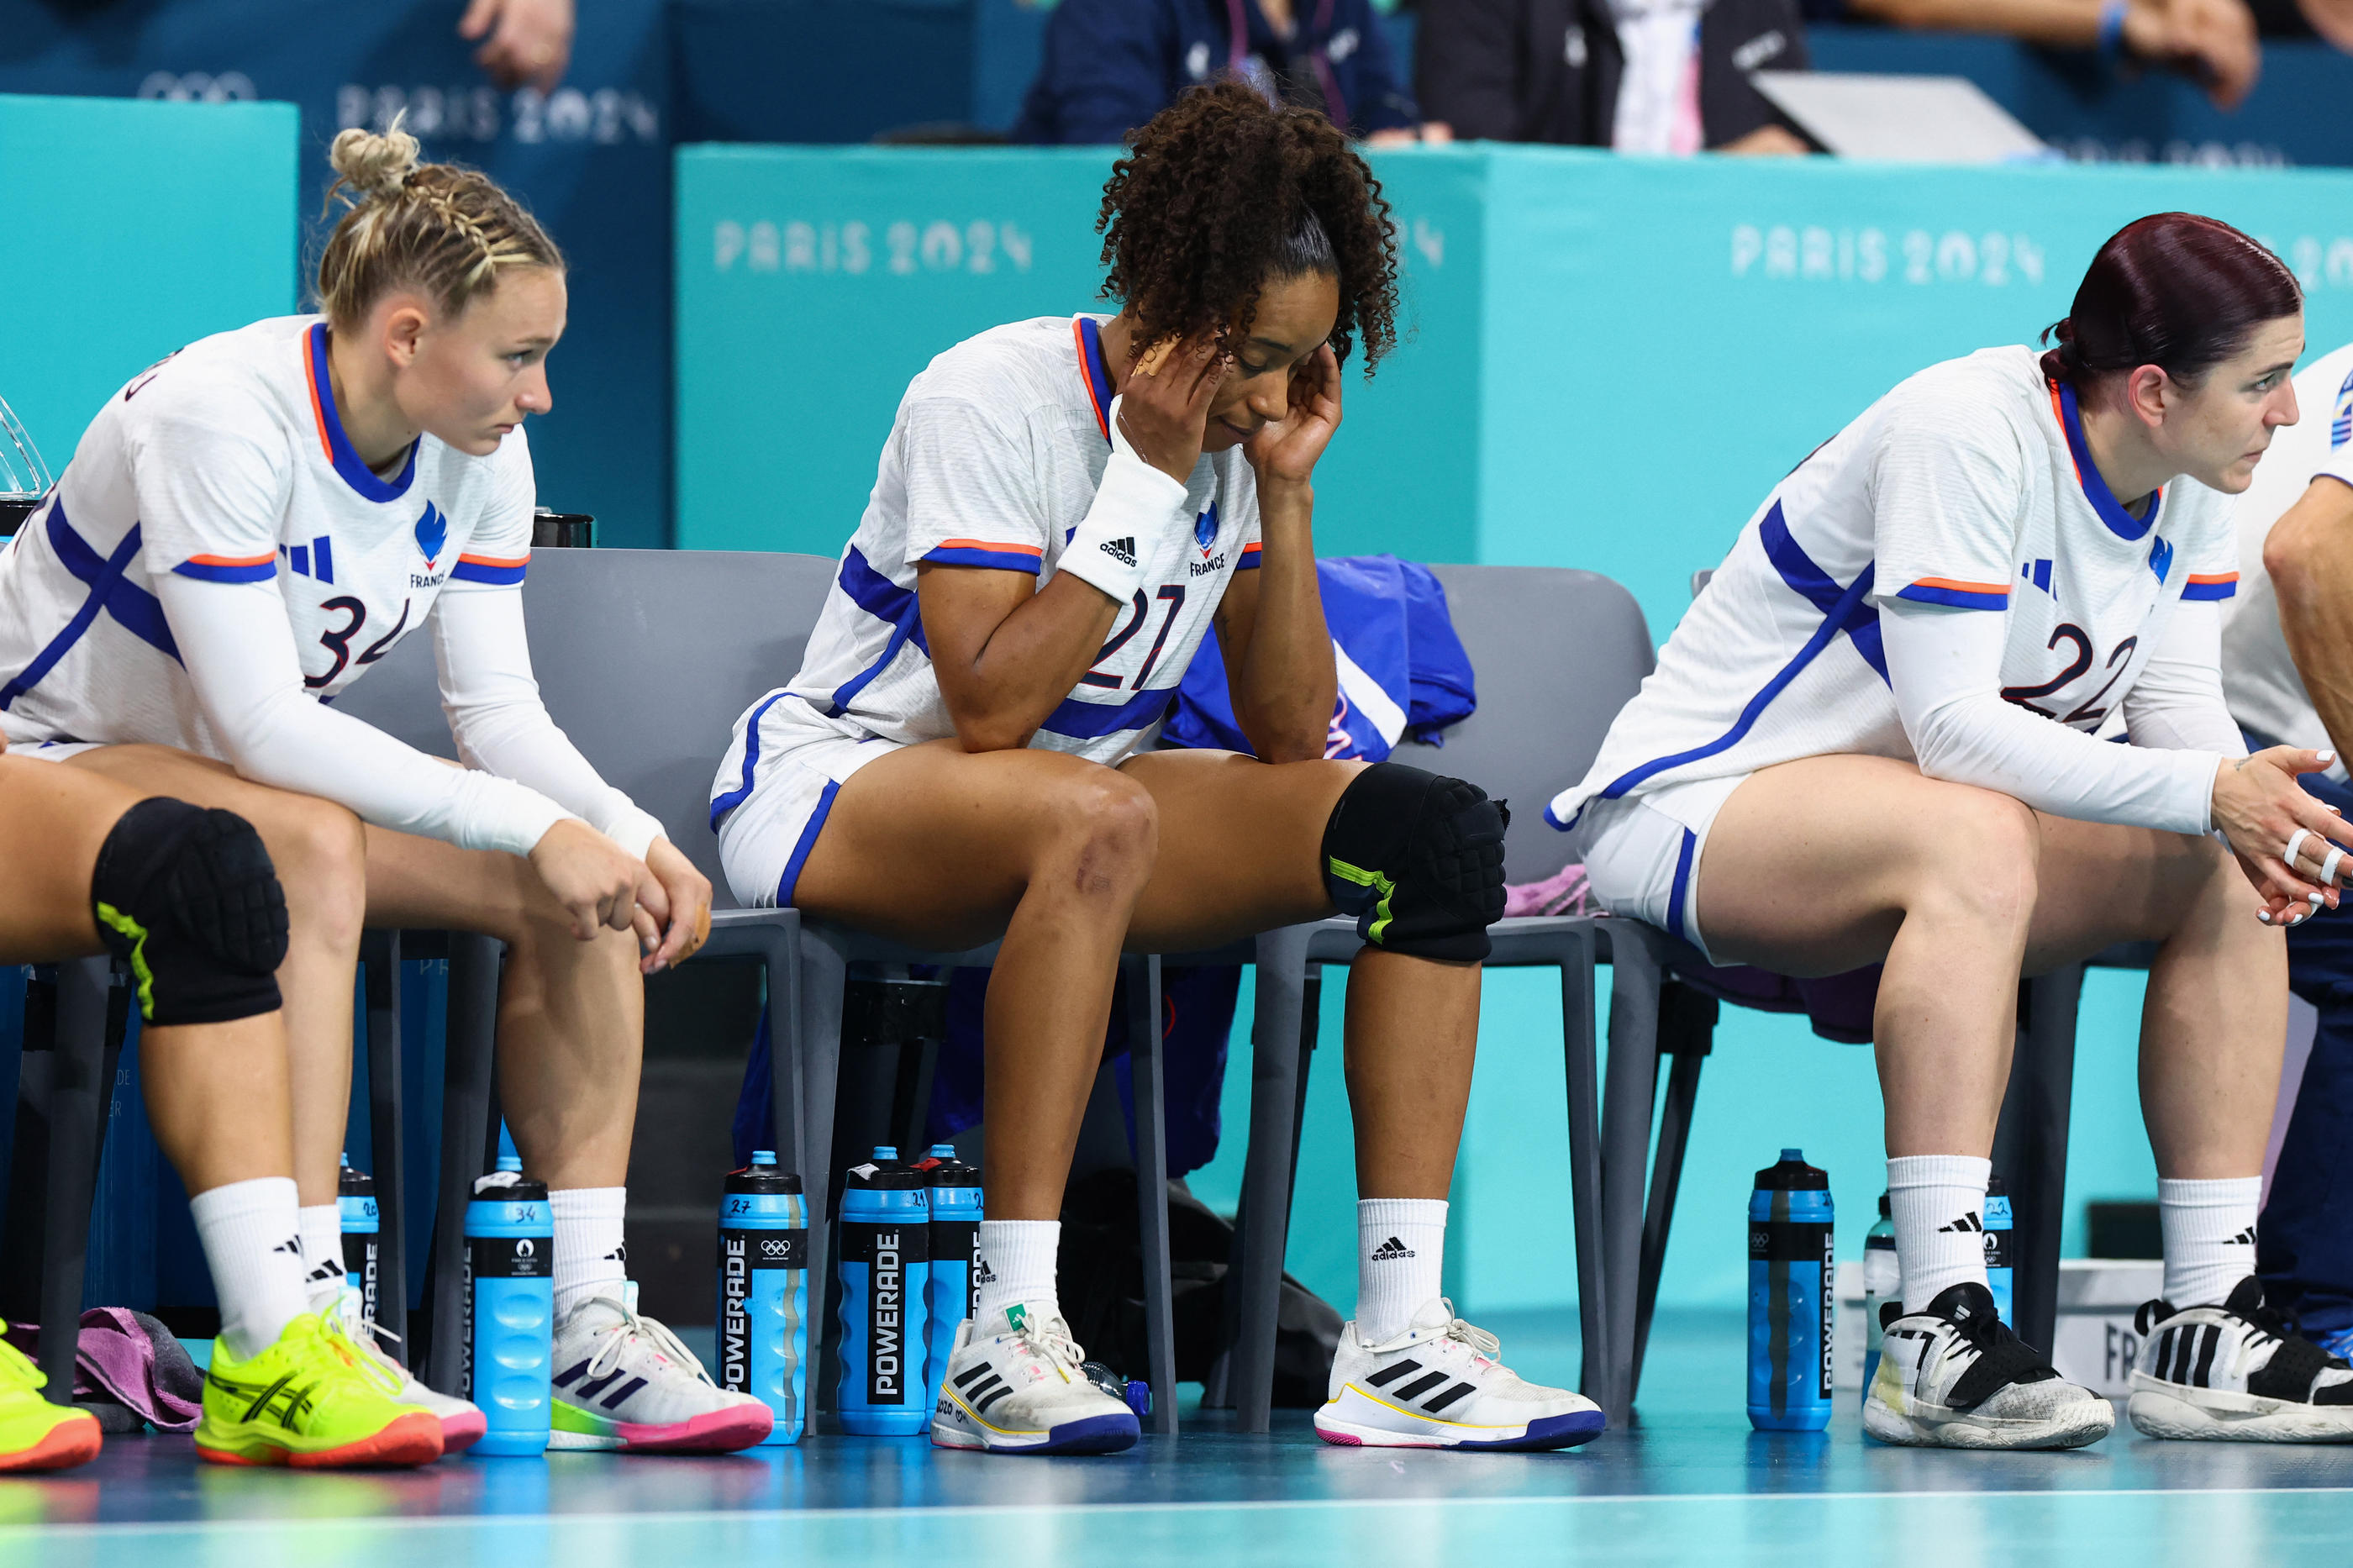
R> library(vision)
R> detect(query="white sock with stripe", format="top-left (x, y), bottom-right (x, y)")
top-left (2159, 1176), bottom-right (2262, 1308)
top-left (190, 1176), bottom-right (310, 1360)
top-left (974, 1219), bottom-right (1061, 1323)
top-left (550, 1187), bottom-right (630, 1320)
top-left (1357, 1198), bottom-right (1447, 1343)
top-left (1888, 1155), bottom-right (1991, 1313)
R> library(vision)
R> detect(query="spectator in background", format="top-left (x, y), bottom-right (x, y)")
top-left (461, 0), bottom-right (576, 92)
top-left (2252, 0), bottom-right (2353, 48)
top-left (1812, 0), bottom-right (2261, 110)
top-left (1013, 0), bottom-right (1442, 145)
top-left (1415, 0), bottom-right (1812, 153)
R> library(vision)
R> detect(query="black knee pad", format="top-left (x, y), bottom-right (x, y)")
top-left (1319, 762), bottom-right (1508, 963)
top-left (90, 797), bottom-right (288, 1026)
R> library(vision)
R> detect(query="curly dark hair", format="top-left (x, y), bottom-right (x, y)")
top-left (1096, 81), bottom-right (1399, 374)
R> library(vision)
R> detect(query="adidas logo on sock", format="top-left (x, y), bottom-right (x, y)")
top-left (271, 1236), bottom-right (304, 1258)
top-left (1939, 1214), bottom-right (1985, 1234)
top-left (1100, 536), bottom-right (1137, 566)
top-left (975, 1260), bottom-right (998, 1283)
top-left (305, 1257), bottom-right (346, 1284)
top-left (1371, 1237), bottom-right (1417, 1260)
top-left (603, 1244), bottom-right (629, 1264)
top-left (2229, 1226), bottom-right (2260, 1246)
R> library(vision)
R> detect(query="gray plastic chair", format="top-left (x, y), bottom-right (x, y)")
top-left (1208, 564), bottom-right (1663, 1429)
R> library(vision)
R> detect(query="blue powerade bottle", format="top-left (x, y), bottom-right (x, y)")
top-left (464, 1153), bottom-right (554, 1456)
top-left (338, 1154), bottom-right (380, 1332)
top-left (1984, 1175), bottom-right (2014, 1325)
top-left (836, 1147), bottom-right (930, 1435)
top-left (914, 1144), bottom-right (982, 1411)
top-left (1748, 1149), bottom-right (1834, 1433)
top-left (718, 1150), bottom-right (808, 1444)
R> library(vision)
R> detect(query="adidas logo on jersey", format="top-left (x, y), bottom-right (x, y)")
top-left (1371, 1237), bottom-right (1417, 1261)
top-left (1100, 536), bottom-right (1137, 567)
top-left (1939, 1214), bottom-right (1985, 1234)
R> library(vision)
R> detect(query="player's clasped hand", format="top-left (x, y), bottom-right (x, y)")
top-left (2211, 747), bottom-right (2353, 926)
top-left (529, 818), bottom-right (672, 951)
top-left (1118, 333), bottom-right (1229, 483)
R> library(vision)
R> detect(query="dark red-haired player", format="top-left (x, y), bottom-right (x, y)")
top-left (1559, 213), bottom-right (2353, 1448)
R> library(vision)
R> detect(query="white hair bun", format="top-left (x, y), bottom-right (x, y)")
top-left (329, 117), bottom-right (420, 202)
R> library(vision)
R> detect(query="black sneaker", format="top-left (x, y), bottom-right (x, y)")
top-left (1863, 1282), bottom-right (2113, 1450)
top-left (2129, 1276), bottom-right (2353, 1443)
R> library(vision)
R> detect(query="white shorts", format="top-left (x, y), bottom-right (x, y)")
top-left (0, 738), bottom-right (104, 762)
top-left (1579, 773), bottom-right (1746, 965)
top-left (713, 704), bottom-right (903, 909)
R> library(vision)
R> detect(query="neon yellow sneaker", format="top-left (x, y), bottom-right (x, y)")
top-left (195, 1311), bottom-right (442, 1469)
top-left (0, 1327), bottom-right (102, 1472)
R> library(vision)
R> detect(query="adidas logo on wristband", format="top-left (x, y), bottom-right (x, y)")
top-left (1100, 536), bottom-right (1137, 566)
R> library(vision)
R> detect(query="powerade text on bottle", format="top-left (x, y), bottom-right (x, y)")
top-left (1984, 1175), bottom-right (2014, 1325)
top-left (1861, 1192), bottom-right (1898, 1408)
top-left (464, 1154), bottom-right (553, 1456)
top-left (914, 1144), bottom-right (982, 1410)
top-left (1748, 1148), bottom-right (1834, 1432)
top-left (836, 1147), bottom-right (930, 1435)
top-left (719, 1150), bottom-right (808, 1444)
top-left (338, 1154), bottom-right (380, 1329)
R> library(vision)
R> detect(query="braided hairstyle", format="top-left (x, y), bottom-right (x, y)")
top-left (315, 115), bottom-right (564, 329)
top-left (1097, 81), bottom-right (1399, 374)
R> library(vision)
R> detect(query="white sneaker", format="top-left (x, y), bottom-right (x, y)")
top-left (549, 1294), bottom-right (772, 1453)
top-left (316, 1284), bottom-right (486, 1455)
top-left (1315, 1298), bottom-right (1605, 1450)
top-left (1865, 1282), bottom-right (2113, 1450)
top-left (930, 1303), bottom-right (1140, 1455)
top-left (2128, 1277), bottom-right (2353, 1442)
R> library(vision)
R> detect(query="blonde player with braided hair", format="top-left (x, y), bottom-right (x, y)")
top-left (0, 122), bottom-right (768, 1459)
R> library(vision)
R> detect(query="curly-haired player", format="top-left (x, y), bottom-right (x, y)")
top-left (713, 82), bottom-right (1599, 1455)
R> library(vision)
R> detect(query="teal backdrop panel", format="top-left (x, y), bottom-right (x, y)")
top-left (0, 93), bottom-right (297, 476)
top-left (1481, 150), bottom-right (2353, 634)
top-left (675, 144), bottom-right (1482, 563)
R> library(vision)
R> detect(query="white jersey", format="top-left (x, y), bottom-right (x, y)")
top-left (2222, 341), bottom-right (2353, 773)
top-left (1551, 345), bottom-right (2239, 830)
top-left (0, 315), bottom-right (660, 860)
top-left (0, 315), bottom-right (530, 753)
top-left (713, 314), bottom-right (1261, 814)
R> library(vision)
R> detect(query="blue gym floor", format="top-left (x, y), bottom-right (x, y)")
top-left (7, 1311), bottom-right (2351, 1566)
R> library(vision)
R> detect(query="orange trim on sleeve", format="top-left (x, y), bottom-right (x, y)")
top-left (2185, 571), bottom-right (2240, 585)
top-left (184, 552), bottom-right (280, 567)
top-left (1909, 576), bottom-right (2009, 593)
top-left (455, 552), bottom-right (530, 567)
top-left (932, 539), bottom-right (1044, 558)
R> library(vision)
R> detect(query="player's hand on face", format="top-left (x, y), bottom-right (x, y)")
top-left (2212, 747), bottom-right (2350, 925)
top-left (1244, 345), bottom-right (1343, 487)
top-left (1118, 332), bottom-right (1229, 485)
top-left (529, 818), bottom-right (663, 943)
top-left (640, 836), bottom-right (713, 975)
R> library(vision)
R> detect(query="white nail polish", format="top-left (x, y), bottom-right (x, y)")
top-left (2324, 751), bottom-right (2337, 764)
top-left (2314, 893), bottom-right (2328, 908)
top-left (2260, 910), bottom-right (2273, 923)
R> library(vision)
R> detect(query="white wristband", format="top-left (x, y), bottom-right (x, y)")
top-left (604, 804), bottom-right (666, 863)
top-left (1055, 393), bottom-right (1188, 604)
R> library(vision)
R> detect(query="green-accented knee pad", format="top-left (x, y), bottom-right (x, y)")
top-left (90, 798), bottom-right (288, 1026)
top-left (1319, 762), bottom-right (1508, 963)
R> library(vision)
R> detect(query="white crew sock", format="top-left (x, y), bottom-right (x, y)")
top-left (2160, 1176), bottom-right (2262, 1309)
top-left (297, 1202), bottom-right (346, 1307)
top-left (1888, 1155), bottom-right (1992, 1313)
top-left (550, 1187), bottom-right (629, 1321)
top-left (1357, 1198), bottom-right (1447, 1343)
top-left (190, 1176), bottom-right (310, 1360)
top-left (974, 1219), bottom-right (1060, 1323)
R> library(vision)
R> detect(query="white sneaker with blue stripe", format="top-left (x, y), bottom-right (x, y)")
top-left (930, 1304), bottom-right (1140, 1455)
top-left (1315, 1297), bottom-right (1605, 1450)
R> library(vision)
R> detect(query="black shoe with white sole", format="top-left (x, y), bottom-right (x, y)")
top-left (1864, 1282), bottom-right (2113, 1450)
top-left (2129, 1276), bottom-right (2353, 1443)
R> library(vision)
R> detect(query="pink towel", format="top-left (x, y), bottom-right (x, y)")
top-left (1503, 862), bottom-right (1598, 919)
top-left (4, 1308), bottom-right (204, 1432)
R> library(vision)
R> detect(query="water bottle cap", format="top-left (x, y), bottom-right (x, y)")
top-left (752, 1150), bottom-right (776, 1165)
top-left (1987, 1174), bottom-right (2007, 1195)
top-left (340, 1152), bottom-right (350, 1168)
top-left (929, 1144), bottom-right (955, 1158)
top-left (496, 1153), bottom-right (524, 1173)
top-left (1878, 1193), bottom-right (1891, 1217)
top-left (873, 1145), bottom-right (898, 1160)
top-left (1780, 1147), bottom-right (1803, 1162)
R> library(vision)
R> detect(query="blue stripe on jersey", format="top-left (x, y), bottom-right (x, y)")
top-left (919, 545), bottom-right (1044, 574)
top-left (1759, 503), bottom-right (1887, 682)
top-left (2056, 378), bottom-right (2160, 543)
top-left (1076, 316), bottom-right (1114, 441)
top-left (0, 500), bottom-right (180, 710)
top-left (1037, 684), bottom-right (1176, 739)
top-left (307, 323), bottom-right (419, 502)
top-left (1895, 582), bottom-right (2010, 611)
top-left (2182, 577), bottom-right (2239, 602)
top-left (171, 556), bottom-right (279, 583)
top-left (827, 545), bottom-right (932, 717)
top-left (450, 558), bottom-right (528, 586)
top-left (711, 691), bottom-right (792, 831)
top-left (776, 779), bottom-right (843, 908)
top-left (1555, 513), bottom-right (1881, 823)
top-left (1665, 828), bottom-right (1698, 945)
